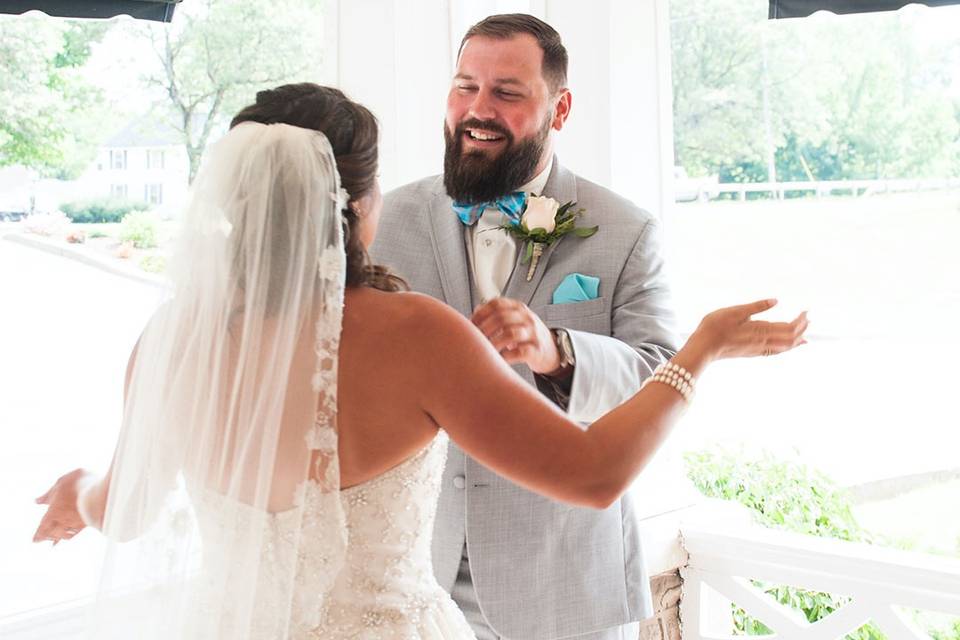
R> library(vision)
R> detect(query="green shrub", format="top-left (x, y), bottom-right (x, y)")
top-left (931, 620), bottom-right (960, 640)
top-left (684, 450), bottom-right (865, 541)
top-left (687, 452), bottom-right (960, 639)
top-left (139, 254), bottom-right (166, 274)
top-left (60, 197), bottom-right (147, 223)
top-left (684, 450), bottom-right (881, 639)
top-left (119, 211), bottom-right (159, 249)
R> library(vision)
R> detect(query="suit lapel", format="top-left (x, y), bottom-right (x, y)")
top-left (502, 158), bottom-right (578, 306)
top-left (426, 189), bottom-right (474, 317)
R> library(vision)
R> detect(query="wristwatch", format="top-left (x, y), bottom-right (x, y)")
top-left (552, 328), bottom-right (576, 369)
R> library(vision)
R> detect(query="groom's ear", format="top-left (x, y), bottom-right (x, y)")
top-left (551, 89), bottom-right (572, 131)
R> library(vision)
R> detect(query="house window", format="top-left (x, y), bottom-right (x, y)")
top-left (144, 183), bottom-right (163, 205)
top-left (109, 149), bottom-right (127, 170)
top-left (147, 149), bottom-right (166, 170)
top-left (110, 184), bottom-right (128, 198)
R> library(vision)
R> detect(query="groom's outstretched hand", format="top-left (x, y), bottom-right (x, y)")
top-left (472, 298), bottom-right (563, 375)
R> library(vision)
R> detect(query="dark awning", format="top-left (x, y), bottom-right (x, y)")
top-left (770, 0), bottom-right (960, 18)
top-left (0, 1), bottom-right (181, 22)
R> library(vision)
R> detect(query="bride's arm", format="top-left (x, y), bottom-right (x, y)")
top-left (77, 335), bottom-right (143, 529)
top-left (413, 295), bottom-right (806, 509)
top-left (33, 341), bottom-right (139, 542)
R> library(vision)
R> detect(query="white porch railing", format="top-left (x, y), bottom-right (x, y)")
top-left (680, 524), bottom-right (960, 640)
top-left (676, 177), bottom-right (960, 202)
top-left (7, 517), bottom-right (960, 640)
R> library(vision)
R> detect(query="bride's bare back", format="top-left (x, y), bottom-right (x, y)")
top-left (335, 288), bottom-right (444, 489)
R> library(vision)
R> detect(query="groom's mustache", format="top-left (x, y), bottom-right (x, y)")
top-left (452, 118), bottom-right (514, 149)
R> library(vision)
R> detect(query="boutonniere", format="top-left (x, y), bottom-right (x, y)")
top-left (498, 195), bottom-right (598, 281)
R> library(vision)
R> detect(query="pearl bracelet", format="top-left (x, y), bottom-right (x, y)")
top-left (642, 361), bottom-right (696, 403)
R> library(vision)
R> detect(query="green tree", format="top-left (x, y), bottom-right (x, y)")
top-left (0, 16), bottom-right (109, 177)
top-left (670, 1), bottom-right (822, 181)
top-left (140, 0), bottom-right (325, 182)
top-left (811, 16), bottom-right (960, 180)
top-left (670, 1), bottom-right (960, 184)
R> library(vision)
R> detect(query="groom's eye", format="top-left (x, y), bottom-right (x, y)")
top-left (496, 90), bottom-right (521, 100)
top-left (457, 84), bottom-right (478, 93)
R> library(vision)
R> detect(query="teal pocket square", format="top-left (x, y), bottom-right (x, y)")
top-left (553, 273), bottom-right (600, 304)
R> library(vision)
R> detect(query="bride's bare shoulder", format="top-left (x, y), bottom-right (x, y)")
top-left (344, 288), bottom-right (478, 347)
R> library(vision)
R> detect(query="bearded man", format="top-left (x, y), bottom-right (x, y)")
top-left (372, 13), bottom-right (678, 640)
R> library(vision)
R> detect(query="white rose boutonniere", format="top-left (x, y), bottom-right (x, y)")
top-left (498, 195), bottom-right (598, 281)
top-left (521, 196), bottom-right (560, 233)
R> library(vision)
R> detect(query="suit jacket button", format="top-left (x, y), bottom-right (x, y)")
top-left (453, 475), bottom-right (466, 489)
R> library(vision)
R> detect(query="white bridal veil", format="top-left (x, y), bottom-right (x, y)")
top-left (90, 122), bottom-right (349, 638)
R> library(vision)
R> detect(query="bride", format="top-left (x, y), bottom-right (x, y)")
top-left (33, 84), bottom-right (807, 639)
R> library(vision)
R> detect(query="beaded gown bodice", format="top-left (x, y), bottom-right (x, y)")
top-left (195, 430), bottom-right (475, 639)
top-left (315, 430), bottom-right (475, 638)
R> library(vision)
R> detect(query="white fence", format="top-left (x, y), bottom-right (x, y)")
top-left (678, 178), bottom-right (960, 202)
top-left (681, 524), bottom-right (960, 640)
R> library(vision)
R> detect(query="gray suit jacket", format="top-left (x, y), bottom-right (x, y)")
top-left (372, 159), bottom-right (678, 639)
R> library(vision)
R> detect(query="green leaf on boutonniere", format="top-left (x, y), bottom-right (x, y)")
top-left (497, 199), bottom-right (597, 253)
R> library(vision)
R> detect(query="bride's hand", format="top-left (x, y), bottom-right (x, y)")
top-left (33, 468), bottom-right (91, 545)
top-left (686, 299), bottom-right (809, 363)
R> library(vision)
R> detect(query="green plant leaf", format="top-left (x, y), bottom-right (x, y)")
top-left (573, 226), bottom-right (599, 238)
top-left (522, 240), bottom-right (533, 264)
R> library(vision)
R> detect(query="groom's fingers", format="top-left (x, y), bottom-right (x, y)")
top-left (472, 297), bottom-right (554, 369)
top-left (472, 299), bottom-right (534, 349)
top-left (489, 328), bottom-right (534, 354)
top-left (471, 297), bottom-right (514, 325)
top-left (500, 342), bottom-right (536, 364)
top-left (474, 311), bottom-right (527, 340)
top-left (483, 318), bottom-right (531, 347)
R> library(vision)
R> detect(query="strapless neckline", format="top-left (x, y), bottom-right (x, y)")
top-left (340, 435), bottom-right (443, 494)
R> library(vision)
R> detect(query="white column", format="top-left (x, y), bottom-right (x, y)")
top-left (320, 0), bottom-right (453, 189)
top-left (547, 0), bottom-right (674, 215)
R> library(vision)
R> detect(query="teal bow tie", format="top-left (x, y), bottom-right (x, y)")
top-left (452, 192), bottom-right (527, 226)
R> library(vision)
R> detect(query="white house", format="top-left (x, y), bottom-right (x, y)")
top-left (83, 117), bottom-right (190, 218)
top-left (3, 117), bottom-right (192, 219)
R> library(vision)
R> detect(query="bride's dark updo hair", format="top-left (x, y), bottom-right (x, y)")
top-left (231, 83), bottom-right (406, 292)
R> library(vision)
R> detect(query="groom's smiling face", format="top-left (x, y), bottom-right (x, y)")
top-left (443, 34), bottom-right (571, 203)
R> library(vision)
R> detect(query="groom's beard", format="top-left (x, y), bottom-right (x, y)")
top-left (443, 116), bottom-right (550, 204)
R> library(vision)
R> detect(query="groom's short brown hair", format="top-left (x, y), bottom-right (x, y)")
top-left (460, 13), bottom-right (568, 93)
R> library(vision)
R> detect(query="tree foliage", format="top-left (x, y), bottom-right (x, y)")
top-left (139, 0), bottom-right (326, 182)
top-left (671, 1), bottom-right (960, 182)
top-left (0, 16), bottom-right (108, 177)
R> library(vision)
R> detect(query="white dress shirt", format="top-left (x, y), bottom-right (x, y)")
top-left (469, 159), bottom-right (553, 304)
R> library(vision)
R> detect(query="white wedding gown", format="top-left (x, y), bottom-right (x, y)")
top-left (196, 430), bottom-right (477, 640)
top-left (314, 431), bottom-right (475, 639)
top-left (97, 124), bottom-right (477, 640)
